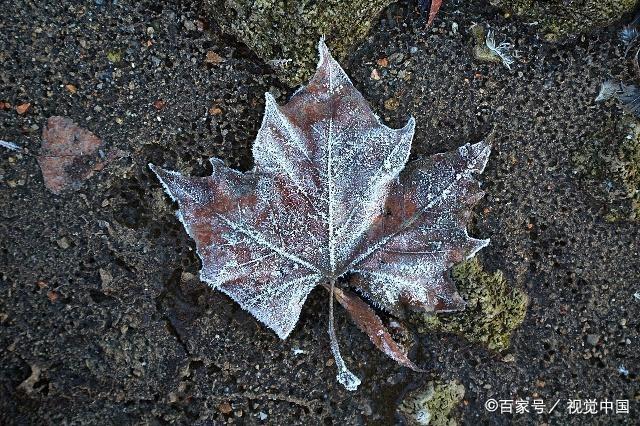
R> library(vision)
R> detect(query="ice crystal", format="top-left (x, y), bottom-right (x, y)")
top-left (485, 30), bottom-right (515, 70)
top-left (0, 140), bottom-right (21, 151)
top-left (596, 80), bottom-right (640, 117)
top-left (150, 39), bottom-right (491, 390)
top-left (620, 26), bottom-right (639, 45)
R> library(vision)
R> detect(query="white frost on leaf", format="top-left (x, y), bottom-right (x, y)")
top-left (150, 39), bottom-right (491, 390)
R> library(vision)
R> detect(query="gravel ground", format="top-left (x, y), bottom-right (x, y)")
top-left (1, 0), bottom-right (638, 424)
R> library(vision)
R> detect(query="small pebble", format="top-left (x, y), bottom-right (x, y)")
top-left (57, 237), bottom-right (70, 249)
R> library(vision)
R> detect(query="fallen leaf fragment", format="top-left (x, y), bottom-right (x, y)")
top-left (376, 57), bottom-right (389, 68)
top-left (205, 51), bottom-right (223, 65)
top-left (16, 103), bottom-right (31, 115)
top-left (384, 97), bottom-right (400, 110)
top-left (153, 99), bottom-right (166, 110)
top-left (208, 106), bottom-right (223, 115)
top-left (428, 0), bottom-right (443, 26)
top-left (333, 286), bottom-right (424, 371)
top-left (37, 116), bottom-right (106, 194)
top-left (218, 402), bottom-right (233, 414)
top-left (0, 101), bottom-right (11, 110)
top-left (65, 84), bottom-right (77, 94)
top-left (17, 364), bottom-right (42, 394)
top-left (150, 40), bottom-right (490, 391)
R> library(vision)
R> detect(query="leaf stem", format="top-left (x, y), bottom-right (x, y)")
top-left (327, 278), bottom-right (361, 391)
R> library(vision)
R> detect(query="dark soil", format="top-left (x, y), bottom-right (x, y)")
top-left (1, 0), bottom-right (638, 424)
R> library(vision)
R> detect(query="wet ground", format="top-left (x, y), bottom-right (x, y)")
top-left (1, 0), bottom-right (638, 424)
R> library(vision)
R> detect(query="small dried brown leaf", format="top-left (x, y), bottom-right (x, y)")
top-left (208, 106), bottom-right (223, 115)
top-left (205, 51), bottom-right (223, 65)
top-left (333, 287), bottom-right (424, 372)
top-left (153, 99), bottom-right (166, 110)
top-left (37, 116), bottom-right (105, 194)
top-left (16, 103), bottom-right (31, 115)
top-left (428, 0), bottom-right (443, 26)
top-left (218, 402), bottom-right (233, 414)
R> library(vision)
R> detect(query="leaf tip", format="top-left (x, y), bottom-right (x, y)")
top-left (469, 141), bottom-right (492, 173)
top-left (148, 164), bottom-right (183, 204)
top-left (465, 236), bottom-right (490, 260)
top-left (403, 116), bottom-right (416, 132)
top-left (317, 36), bottom-right (329, 60)
top-left (264, 91), bottom-right (277, 105)
top-left (436, 291), bottom-right (467, 313)
top-left (148, 163), bottom-right (162, 180)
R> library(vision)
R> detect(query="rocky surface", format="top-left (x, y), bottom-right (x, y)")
top-left (490, 0), bottom-right (638, 40)
top-left (1, 0), bottom-right (638, 424)
top-left (204, 0), bottom-right (394, 85)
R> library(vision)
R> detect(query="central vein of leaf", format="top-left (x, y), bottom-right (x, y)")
top-left (327, 117), bottom-right (336, 275)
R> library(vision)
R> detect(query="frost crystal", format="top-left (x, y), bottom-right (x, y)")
top-left (620, 26), bottom-right (639, 45)
top-left (595, 80), bottom-right (621, 102)
top-left (596, 80), bottom-right (640, 117)
top-left (486, 30), bottom-right (515, 70)
top-left (150, 39), bottom-right (491, 390)
top-left (0, 140), bottom-right (21, 151)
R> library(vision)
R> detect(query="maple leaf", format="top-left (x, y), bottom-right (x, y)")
top-left (150, 39), bottom-right (490, 390)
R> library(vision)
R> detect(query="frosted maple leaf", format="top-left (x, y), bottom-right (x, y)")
top-left (150, 39), bottom-right (491, 391)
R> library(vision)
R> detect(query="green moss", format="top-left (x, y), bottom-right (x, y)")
top-left (619, 124), bottom-right (640, 218)
top-left (106, 50), bottom-right (122, 63)
top-left (490, 0), bottom-right (637, 40)
top-left (398, 380), bottom-right (465, 426)
top-left (470, 25), bottom-right (503, 65)
top-left (415, 259), bottom-right (528, 352)
top-left (203, 0), bottom-right (394, 85)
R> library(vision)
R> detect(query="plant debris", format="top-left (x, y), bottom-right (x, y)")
top-left (37, 116), bottom-right (107, 194)
top-left (150, 40), bottom-right (490, 390)
top-left (596, 80), bottom-right (640, 116)
top-left (16, 103), bottom-right (31, 115)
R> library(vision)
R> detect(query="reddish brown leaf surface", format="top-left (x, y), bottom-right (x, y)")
top-left (153, 99), bottom-right (167, 110)
top-left (37, 116), bottom-right (105, 194)
top-left (16, 102), bottom-right (31, 115)
top-left (428, 0), bottom-right (443, 26)
top-left (333, 286), bottom-right (424, 372)
top-left (150, 40), bottom-right (490, 390)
